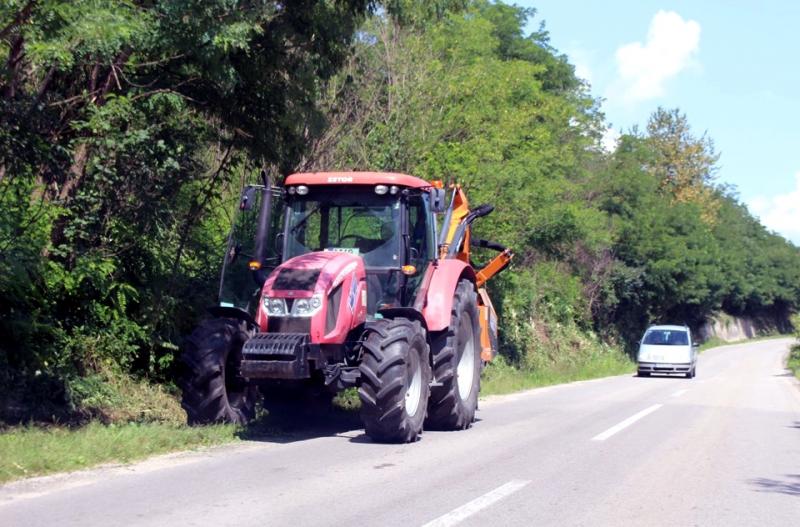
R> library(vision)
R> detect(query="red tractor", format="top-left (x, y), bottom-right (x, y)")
top-left (181, 171), bottom-right (512, 442)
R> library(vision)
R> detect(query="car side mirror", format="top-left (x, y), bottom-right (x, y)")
top-left (431, 188), bottom-right (447, 213)
top-left (692, 342), bottom-right (699, 348)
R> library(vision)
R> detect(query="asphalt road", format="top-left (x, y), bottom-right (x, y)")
top-left (2, 338), bottom-right (798, 527)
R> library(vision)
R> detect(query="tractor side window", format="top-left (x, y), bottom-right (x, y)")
top-left (408, 196), bottom-right (435, 271)
top-left (219, 185), bottom-right (283, 313)
top-left (404, 195), bottom-right (435, 304)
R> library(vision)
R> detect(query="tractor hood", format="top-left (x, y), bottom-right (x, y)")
top-left (256, 251), bottom-right (367, 343)
top-left (263, 251), bottom-right (362, 297)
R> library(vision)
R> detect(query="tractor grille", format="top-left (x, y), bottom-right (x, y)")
top-left (267, 317), bottom-right (311, 334)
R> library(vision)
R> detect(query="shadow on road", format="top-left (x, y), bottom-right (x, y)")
top-left (748, 474), bottom-right (800, 497)
top-left (236, 389), bottom-right (363, 444)
top-left (345, 416), bottom-right (486, 444)
top-left (632, 374), bottom-right (692, 380)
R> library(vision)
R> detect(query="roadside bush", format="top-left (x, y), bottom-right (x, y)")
top-left (788, 315), bottom-right (800, 379)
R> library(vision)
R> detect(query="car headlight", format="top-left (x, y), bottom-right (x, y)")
top-left (264, 297), bottom-right (288, 316)
top-left (291, 295), bottom-right (323, 317)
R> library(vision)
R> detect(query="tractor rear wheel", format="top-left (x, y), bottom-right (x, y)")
top-left (358, 318), bottom-right (431, 443)
top-left (181, 318), bottom-right (258, 425)
top-left (426, 279), bottom-right (481, 430)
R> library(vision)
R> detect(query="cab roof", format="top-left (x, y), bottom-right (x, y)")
top-left (285, 171), bottom-right (431, 189)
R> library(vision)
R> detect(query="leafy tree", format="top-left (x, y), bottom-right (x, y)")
top-left (646, 107), bottom-right (721, 223)
top-left (1, 0), bottom-right (373, 421)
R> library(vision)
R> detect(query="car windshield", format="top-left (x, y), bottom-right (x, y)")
top-left (284, 190), bottom-right (401, 268)
top-left (643, 329), bottom-right (689, 346)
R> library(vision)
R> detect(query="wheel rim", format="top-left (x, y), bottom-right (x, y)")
top-left (457, 315), bottom-right (476, 401)
top-left (405, 353), bottom-right (422, 417)
top-left (224, 338), bottom-right (250, 415)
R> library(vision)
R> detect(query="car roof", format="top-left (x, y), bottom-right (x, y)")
top-left (646, 325), bottom-right (689, 331)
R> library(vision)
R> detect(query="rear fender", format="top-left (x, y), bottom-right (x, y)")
top-left (422, 260), bottom-right (476, 332)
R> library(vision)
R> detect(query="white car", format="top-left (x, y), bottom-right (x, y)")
top-left (637, 325), bottom-right (698, 378)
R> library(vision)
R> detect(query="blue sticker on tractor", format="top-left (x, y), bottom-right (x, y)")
top-left (347, 275), bottom-right (358, 312)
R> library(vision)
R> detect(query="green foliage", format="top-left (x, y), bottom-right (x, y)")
top-left (789, 314), bottom-right (800, 379)
top-left (1, 0), bottom-right (799, 427)
top-left (0, 420), bottom-right (239, 483)
top-left (308, 1), bottom-right (800, 366)
top-left (1, 0), bottom-right (373, 423)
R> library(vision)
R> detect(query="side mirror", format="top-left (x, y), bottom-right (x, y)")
top-left (431, 188), bottom-right (447, 213)
top-left (240, 186), bottom-right (257, 210)
top-left (692, 342), bottom-right (699, 348)
top-left (227, 243), bottom-right (241, 264)
top-left (274, 232), bottom-right (284, 256)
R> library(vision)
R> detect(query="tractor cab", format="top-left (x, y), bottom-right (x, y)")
top-left (281, 173), bottom-right (437, 314)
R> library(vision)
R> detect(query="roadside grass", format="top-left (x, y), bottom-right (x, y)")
top-left (699, 333), bottom-right (791, 353)
top-left (698, 336), bottom-right (728, 352)
top-left (0, 421), bottom-right (239, 484)
top-left (788, 314), bottom-right (800, 380)
top-left (788, 344), bottom-right (800, 380)
top-left (480, 352), bottom-right (635, 396)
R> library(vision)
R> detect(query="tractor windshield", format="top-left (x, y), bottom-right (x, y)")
top-left (284, 189), bottom-right (402, 269)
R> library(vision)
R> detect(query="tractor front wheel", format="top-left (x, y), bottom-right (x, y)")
top-left (426, 279), bottom-right (481, 430)
top-left (181, 319), bottom-right (258, 425)
top-left (358, 318), bottom-right (431, 443)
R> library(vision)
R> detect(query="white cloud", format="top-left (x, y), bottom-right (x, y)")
top-left (601, 126), bottom-right (621, 152)
top-left (748, 172), bottom-right (800, 245)
top-left (611, 10), bottom-right (701, 103)
top-left (565, 45), bottom-right (593, 84)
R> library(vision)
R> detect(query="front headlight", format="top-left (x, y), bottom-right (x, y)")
top-left (291, 295), bottom-right (323, 317)
top-left (264, 297), bottom-right (288, 316)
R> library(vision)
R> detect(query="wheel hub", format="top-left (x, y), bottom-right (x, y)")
top-left (457, 316), bottom-right (475, 400)
top-left (405, 357), bottom-right (422, 416)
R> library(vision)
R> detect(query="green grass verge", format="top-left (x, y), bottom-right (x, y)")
top-left (480, 352), bottom-right (635, 396)
top-left (0, 422), bottom-right (238, 484)
top-left (788, 343), bottom-right (800, 380)
top-left (698, 333), bottom-right (791, 353)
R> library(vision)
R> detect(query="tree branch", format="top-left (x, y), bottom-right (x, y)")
top-left (0, 0), bottom-right (37, 42)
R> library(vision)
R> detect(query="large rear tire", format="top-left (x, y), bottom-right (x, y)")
top-left (358, 318), bottom-right (431, 443)
top-left (425, 279), bottom-right (481, 430)
top-left (181, 319), bottom-right (258, 425)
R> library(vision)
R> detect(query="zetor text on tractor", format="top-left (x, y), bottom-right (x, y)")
top-left (181, 171), bottom-right (512, 442)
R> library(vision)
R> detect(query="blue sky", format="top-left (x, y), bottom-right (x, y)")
top-left (519, 0), bottom-right (800, 244)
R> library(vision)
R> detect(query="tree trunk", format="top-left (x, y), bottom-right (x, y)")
top-left (59, 143), bottom-right (89, 200)
top-left (2, 35), bottom-right (25, 99)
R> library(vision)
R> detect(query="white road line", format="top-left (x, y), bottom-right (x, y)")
top-left (671, 389), bottom-right (689, 397)
top-left (591, 404), bottom-right (663, 441)
top-left (421, 480), bottom-right (530, 527)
